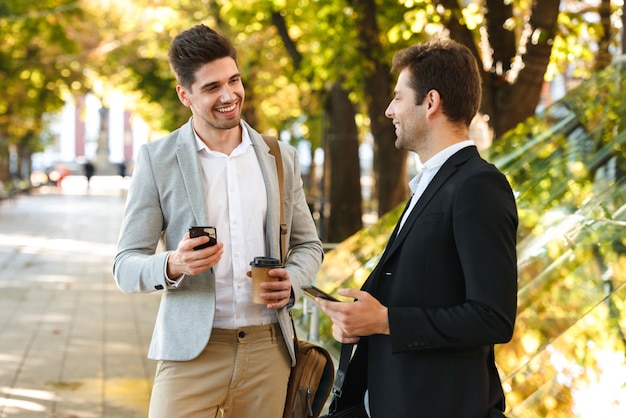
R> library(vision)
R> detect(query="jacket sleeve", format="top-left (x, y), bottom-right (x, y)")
top-left (113, 145), bottom-right (171, 294)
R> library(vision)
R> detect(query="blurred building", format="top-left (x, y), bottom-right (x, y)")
top-left (34, 92), bottom-right (149, 175)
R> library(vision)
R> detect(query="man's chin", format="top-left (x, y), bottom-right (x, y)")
top-left (214, 118), bottom-right (241, 131)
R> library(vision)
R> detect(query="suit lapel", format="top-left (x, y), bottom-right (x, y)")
top-left (175, 119), bottom-right (209, 225)
top-left (379, 146), bottom-right (478, 265)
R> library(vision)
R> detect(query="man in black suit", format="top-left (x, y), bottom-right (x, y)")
top-left (317, 39), bottom-right (518, 417)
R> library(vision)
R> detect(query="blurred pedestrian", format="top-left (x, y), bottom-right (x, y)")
top-left (83, 160), bottom-right (95, 189)
top-left (118, 161), bottom-right (127, 178)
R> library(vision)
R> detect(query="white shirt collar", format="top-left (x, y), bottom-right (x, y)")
top-left (193, 121), bottom-right (251, 156)
top-left (409, 140), bottom-right (475, 194)
top-left (423, 140), bottom-right (475, 172)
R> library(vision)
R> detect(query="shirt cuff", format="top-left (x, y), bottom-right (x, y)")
top-left (164, 252), bottom-right (185, 288)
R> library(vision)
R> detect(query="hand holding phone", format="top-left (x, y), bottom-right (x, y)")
top-left (189, 226), bottom-right (217, 250)
top-left (301, 285), bottom-right (339, 302)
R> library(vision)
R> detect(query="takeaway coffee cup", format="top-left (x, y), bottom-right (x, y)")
top-left (250, 256), bottom-right (283, 304)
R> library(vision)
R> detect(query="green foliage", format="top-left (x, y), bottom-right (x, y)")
top-left (2, 1), bottom-right (620, 181)
top-left (0, 0), bottom-right (85, 154)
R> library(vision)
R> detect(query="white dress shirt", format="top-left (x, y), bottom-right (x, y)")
top-left (194, 124), bottom-right (275, 328)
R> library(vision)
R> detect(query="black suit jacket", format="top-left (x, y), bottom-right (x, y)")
top-left (338, 146), bottom-right (518, 418)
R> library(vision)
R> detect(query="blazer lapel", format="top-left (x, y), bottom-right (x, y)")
top-left (175, 119), bottom-right (209, 225)
top-left (246, 122), bottom-right (281, 259)
top-left (380, 146), bottom-right (478, 265)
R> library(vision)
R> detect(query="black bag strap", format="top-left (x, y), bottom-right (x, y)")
top-left (332, 343), bottom-right (354, 398)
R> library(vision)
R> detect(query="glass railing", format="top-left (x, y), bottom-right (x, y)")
top-left (301, 56), bottom-right (626, 417)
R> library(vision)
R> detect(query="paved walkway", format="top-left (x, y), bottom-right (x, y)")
top-left (0, 176), bottom-right (160, 418)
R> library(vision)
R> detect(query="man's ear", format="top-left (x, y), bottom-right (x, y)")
top-left (426, 89), bottom-right (441, 114)
top-left (176, 85), bottom-right (191, 107)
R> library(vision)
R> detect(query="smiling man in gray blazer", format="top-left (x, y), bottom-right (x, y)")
top-left (113, 25), bottom-right (322, 418)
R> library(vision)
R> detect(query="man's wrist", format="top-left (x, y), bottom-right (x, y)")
top-left (165, 252), bottom-right (183, 282)
top-left (380, 307), bottom-right (390, 335)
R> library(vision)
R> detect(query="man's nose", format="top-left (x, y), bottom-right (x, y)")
top-left (219, 85), bottom-right (234, 101)
top-left (385, 103), bottom-right (393, 118)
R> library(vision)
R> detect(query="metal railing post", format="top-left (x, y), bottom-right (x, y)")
top-left (309, 304), bottom-right (320, 343)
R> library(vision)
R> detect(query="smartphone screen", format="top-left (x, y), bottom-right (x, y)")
top-left (301, 285), bottom-right (339, 302)
top-left (189, 226), bottom-right (217, 250)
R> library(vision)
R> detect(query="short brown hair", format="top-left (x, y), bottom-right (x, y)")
top-left (168, 24), bottom-right (238, 90)
top-left (391, 39), bottom-right (482, 126)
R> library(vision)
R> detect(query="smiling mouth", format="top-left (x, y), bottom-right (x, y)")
top-left (217, 103), bottom-right (237, 113)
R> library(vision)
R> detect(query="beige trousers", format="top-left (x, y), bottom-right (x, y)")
top-left (148, 323), bottom-right (291, 418)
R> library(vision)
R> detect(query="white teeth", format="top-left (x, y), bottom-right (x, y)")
top-left (217, 104), bottom-right (236, 113)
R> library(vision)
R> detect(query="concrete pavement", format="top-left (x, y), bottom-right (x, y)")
top-left (0, 176), bottom-right (160, 418)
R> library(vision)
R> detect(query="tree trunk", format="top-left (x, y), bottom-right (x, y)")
top-left (439, 0), bottom-right (560, 140)
top-left (623, 1), bottom-right (626, 54)
top-left (241, 63), bottom-right (259, 129)
top-left (350, 0), bottom-right (409, 216)
top-left (0, 122), bottom-right (10, 183)
top-left (594, 0), bottom-right (613, 70)
top-left (368, 70), bottom-right (409, 215)
top-left (323, 83), bottom-right (363, 243)
top-left (490, 0), bottom-right (560, 138)
top-left (15, 142), bottom-right (24, 180)
top-left (272, 10), bottom-right (363, 239)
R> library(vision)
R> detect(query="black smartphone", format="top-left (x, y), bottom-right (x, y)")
top-left (301, 285), bottom-right (339, 302)
top-left (189, 226), bottom-right (217, 250)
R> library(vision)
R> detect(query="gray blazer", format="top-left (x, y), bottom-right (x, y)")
top-left (113, 119), bottom-right (323, 365)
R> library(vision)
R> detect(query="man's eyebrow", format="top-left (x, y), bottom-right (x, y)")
top-left (199, 81), bottom-right (219, 90)
top-left (198, 73), bottom-right (241, 90)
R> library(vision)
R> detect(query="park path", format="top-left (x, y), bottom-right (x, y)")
top-left (0, 176), bottom-right (159, 418)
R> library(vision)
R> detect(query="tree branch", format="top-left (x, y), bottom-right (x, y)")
top-left (271, 11), bottom-right (302, 69)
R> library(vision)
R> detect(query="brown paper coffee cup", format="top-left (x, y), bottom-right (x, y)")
top-left (250, 257), bottom-right (282, 304)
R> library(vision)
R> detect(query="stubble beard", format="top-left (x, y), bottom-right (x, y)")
top-left (204, 109), bottom-right (242, 131)
top-left (395, 130), bottom-right (411, 151)
top-left (213, 118), bottom-right (241, 130)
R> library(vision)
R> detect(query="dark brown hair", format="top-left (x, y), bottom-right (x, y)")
top-left (168, 24), bottom-right (238, 90)
top-left (391, 39), bottom-right (482, 126)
